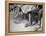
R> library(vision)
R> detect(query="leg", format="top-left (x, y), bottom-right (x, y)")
top-left (25, 13), bottom-right (32, 27)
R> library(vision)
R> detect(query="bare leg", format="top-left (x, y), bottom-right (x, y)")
top-left (29, 13), bottom-right (31, 25)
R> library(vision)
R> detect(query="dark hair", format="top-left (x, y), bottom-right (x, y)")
top-left (38, 5), bottom-right (43, 9)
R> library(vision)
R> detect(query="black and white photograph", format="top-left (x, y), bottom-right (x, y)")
top-left (9, 3), bottom-right (43, 32)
